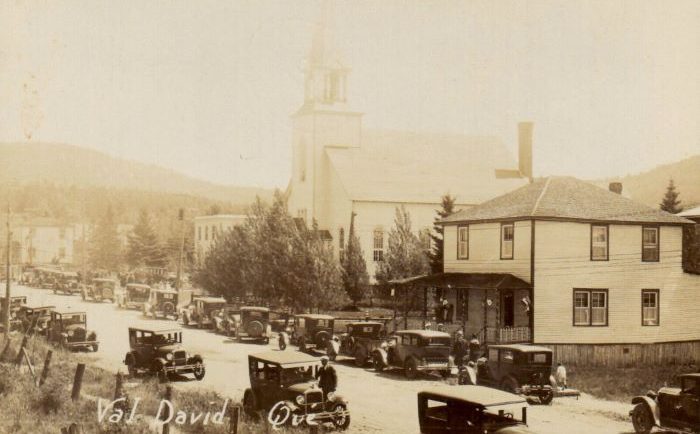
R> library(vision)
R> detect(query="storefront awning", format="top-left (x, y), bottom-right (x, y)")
top-left (389, 272), bottom-right (531, 290)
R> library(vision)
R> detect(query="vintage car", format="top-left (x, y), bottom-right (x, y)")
top-left (630, 372), bottom-right (700, 434)
top-left (117, 283), bottom-right (151, 310)
top-left (53, 271), bottom-right (80, 295)
top-left (0, 296), bottom-right (28, 332)
top-left (143, 288), bottom-right (179, 320)
top-left (279, 314), bottom-right (335, 352)
top-left (46, 310), bottom-right (99, 352)
top-left (82, 278), bottom-right (117, 303)
top-left (418, 386), bottom-right (534, 433)
top-left (16, 304), bottom-right (55, 335)
top-left (229, 306), bottom-right (272, 343)
top-left (243, 351), bottom-right (350, 430)
top-left (213, 305), bottom-right (240, 336)
top-left (181, 296), bottom-right (227, 329)
top-left (334, 321), bottom-right (387, 367)
top-left (372, 330), bottom-right (456, 379)
top-left (476, 344), bottom-right (556, 405)
top-left (123, 327), bottom-right (205, 382)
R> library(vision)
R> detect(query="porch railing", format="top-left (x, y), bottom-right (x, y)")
top-left (483, 326), bottom-right (531, 344)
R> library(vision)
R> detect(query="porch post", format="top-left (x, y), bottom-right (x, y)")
top-left (403, 286), bottom-right (408, 330)
top-left (482, 288), bottom-right (488, 345)
top-left (422, 286), bottom-right (427, 328)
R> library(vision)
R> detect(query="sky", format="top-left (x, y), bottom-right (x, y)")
top-left (1, 0), bottom-right (698, 189)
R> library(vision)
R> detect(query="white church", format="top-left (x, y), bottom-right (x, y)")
top-left (285, 17), bottom-right (533, 280)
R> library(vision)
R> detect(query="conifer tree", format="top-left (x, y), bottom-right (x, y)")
top-left (341, 212), bottom-right (369, 306)
top-left (660, 179), bottom-right (683, 213)
top-left (428, 194), bottom-right (456, 274)
top-left (126, 209), bottom-right (168, 269)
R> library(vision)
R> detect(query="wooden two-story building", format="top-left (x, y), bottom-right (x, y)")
top-left (408, 176), bottom-right (700, 365)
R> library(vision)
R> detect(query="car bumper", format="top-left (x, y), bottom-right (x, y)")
top-left (518, 384), bottom-right (553, 397)
top-left (416, 363), bottom-right (456, 373)
top-left (163, 362), bottom-right (204, 374)
top-left (65, 340), bottom-right (98, 349)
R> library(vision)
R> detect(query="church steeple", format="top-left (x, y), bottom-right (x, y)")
top-left (303, 1), bottom-right (349, 106)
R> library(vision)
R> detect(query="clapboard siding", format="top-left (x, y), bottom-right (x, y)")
top-left (543, 341), bottom-right (700, 367)
top-left (444, 221), bottom-right (531, 282)
top-left (534, 222), bottom-right (700, 344)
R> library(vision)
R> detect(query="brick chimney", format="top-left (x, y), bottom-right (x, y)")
top-left (609, 182), bottom-right (623, 195)
top-left (518, 122), bottom-right (533, 181)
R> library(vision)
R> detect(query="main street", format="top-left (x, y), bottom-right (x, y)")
top-left (17, 285), bottom-right (633, 434)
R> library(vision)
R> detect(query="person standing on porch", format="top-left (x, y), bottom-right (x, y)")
top-left (441, 298), bottom-right (449, 322)
top-left (452, 330), bottom-right (467, 367)
top-left (468, 334), bottom-right (481, 362)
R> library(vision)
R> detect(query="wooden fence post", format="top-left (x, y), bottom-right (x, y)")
top-left (39, 349), bottom-right (52, 386)
top-left (22, 347), bottom-right (36, 380)
top-left (114, 372), bottom-right (123, 399)
top-left (14, 335), bottom-right (28, 366)
top-left (0, 337), bottom-right (11, 361)
top-left (162, 385), bottom-right (173, 434)
top-left (71, 363), bottom-right (86, 401)
top-left (228, 405), bottom-right (239, 434)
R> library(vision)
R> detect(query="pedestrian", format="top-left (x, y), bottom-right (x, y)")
top-left (555, 362), bottom-right (567, 390)
top-left (424, 322), bottom-right (432, 331)
top-left (468, 333), bottom-right (481, 362)
top-left (315, 355), bottom-right (337, 398)
top-left (441, 298), bottom-right (449, 322)
top-left (452, 330), bottom-right (467, 367)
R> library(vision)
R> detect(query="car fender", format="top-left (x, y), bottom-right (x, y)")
top-left (329, 393), bottom-right (348, 405)
top-left (372, 348), bottom-right (388, 366)
top-left (631, 396), bottom-right (660, 427)
top-left (279, 331), bottom-right (290, 345)
top-left (154, 357), bottom-right (168, 368)
top-left (189, 354), bottom-right (204, 364)
top-left (124, 351), bottom-right (136, 365)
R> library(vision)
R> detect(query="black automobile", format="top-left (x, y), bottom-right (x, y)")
top-left (630, 373), bottom-right (700, 433)
top-left (123, 327), bottom-right (205, 382)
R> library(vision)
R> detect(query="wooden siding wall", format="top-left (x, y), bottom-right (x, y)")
top-left (535, 222), bottom-right (700, 344)
top-left (443, 221), bottom-right (532, 283)
top-left (543, 341), bottom-right (700, 367)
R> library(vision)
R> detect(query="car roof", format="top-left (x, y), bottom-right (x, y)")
top-left (54, 310), bottom-right (86, 315)
top-left (126, 283), bottom-right (151, 289)
top-left (23, 305), bottom-right (55, 309)
top-left (241, 306), bottom-right (269, 312)
top-left (488, 344), bottom-right (553, 353)
top-left (195, 296), bottom-right (227, 303)
top-left (249, 351), bottom-right (321, 367)
top-left (680, 373), bottom-right (700, 379)
top-left (128, 326), bottom-right (182, 334)
top-left (394, 329), bottom-right (451, 338)
top-left (419, 386), bottom-right (529, 407)
top-left (348, 321), bottom-right (383, 327)
top-left (296, 314), bottom-right (334, 320)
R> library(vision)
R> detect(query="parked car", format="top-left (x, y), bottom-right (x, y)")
top-left (630, 372), bottom-right (700, 434)
top-left (16, 304), bottom-right (55, 335)
top-left (0, 296), bottom-right (27, 332)
top-left (242, 351), bottom-right (350, 430)
top-left (335, 321), bottom-right (387, 367)
top-left (372, 330), bottom-right (456, 379)
top-left (53, 271), bottom-right (80, 295)
top-left (181, 296), bottom-right (227, 329)
top-left (280, 314), bottom-right (335, 352)
top-left (123, 326), bottom-right (205, 382)
top-left (229, 306), bottom-right (272, 343)
top-left (82, 278), bottom-right (117, 303)
top-left (476, 344), bottom-right (556, 405)
top-left (213, 305), bottom-right (240, 336)
top-left (418, 386), bottom-right (534, 433)
top-left (143, 288), bottom-right (179, 320)
top-left (46, 310), bottom-right (98, 352)
top-left (117, 283), bottom-right (151, 310)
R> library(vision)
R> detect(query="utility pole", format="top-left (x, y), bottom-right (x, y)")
top-left (4, 201), bottom-right (11, 339)
top-left (175, 208), bottom-right (185, 292)
top-left (81, 197), bottom-right (87, 287)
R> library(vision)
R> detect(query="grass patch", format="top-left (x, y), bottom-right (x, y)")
top-left (567, 363), bottom-right (699, 402)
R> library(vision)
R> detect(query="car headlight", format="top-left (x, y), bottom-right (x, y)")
top-left (166, 353), bottom-right (173, 361)
top-left (326, 392), bottom-right (335, 401)
top-left (295, 395), bottom-right (305, 405)
top-left (67, 330), bottom-right (74, 337)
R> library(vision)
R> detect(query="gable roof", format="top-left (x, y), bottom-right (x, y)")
top-left (325, 129), bottom-right (528, 205)
top-left (678, 205), bottom-right (700, 219)
top-left (441, 176), bottom-right (694, 225)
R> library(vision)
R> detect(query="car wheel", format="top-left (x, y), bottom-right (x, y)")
top-left (331, 403), bottom-right (351, 430)
top-left (193, 361), bottom-right (205, 381)
top-left (404, 358), bottom-right (418, 380)
top-left (501, 376), bottom-right (519, 394)
top-left (631, 403), bottom-right (654, 434)
top-left (372, 354), bottom-right (384, 372)
top-left (92, 344), bottom-right (99, 352)
top-left (540, 389), bottom-right (554, 405)
top-left (263, 337), bottom-right (270, 345)
top-left (279, 336), bottom-right (287, 351)
top-left (126, 357), bottom-right (137, 377)
top-left (154, 362), bottom-right (168, 383)
top-left (354, 347), bottom-right (367, 367)
top-left (243, 389), bottom-right (258, 418)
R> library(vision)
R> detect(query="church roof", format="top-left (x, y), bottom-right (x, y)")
top-left (325, 129), bottom-right (528, 205)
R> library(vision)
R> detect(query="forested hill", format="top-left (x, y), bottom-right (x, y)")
top-left (0, 142), bottom-right (273, 204)
top-left (605, 154), bottom-right (700, 209)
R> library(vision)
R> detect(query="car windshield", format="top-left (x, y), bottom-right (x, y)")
top-left (520, 352), bottom-right (550, 364)
top-left (245, 311), bottom-right (268, 319)
top-left (283, 366), bottom-right (315, 384)
top-left (423, 337), bottom-right (451, 346)
top-left (63, 314), bottom-right (85, 325)
top-left (152, 333), bottom-right (178, 345)
top-left (128, 287), bottom-right (149, 299)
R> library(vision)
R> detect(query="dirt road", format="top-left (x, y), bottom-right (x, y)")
top-left (18, 285), bottom-right (636, 433)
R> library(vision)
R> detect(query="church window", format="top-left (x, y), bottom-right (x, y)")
top-left (373, 228), bottom-right (384, 262)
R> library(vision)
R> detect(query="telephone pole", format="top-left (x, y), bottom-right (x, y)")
top-left (4, 201), bottom-right (11, 339)
top-left (175, 208), bottom-right (185, 292)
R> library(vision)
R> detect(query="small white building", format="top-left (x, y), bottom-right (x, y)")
top-left (11, 217), bottom-right (75, 266)
top-left (194, 214), bottom-right (247, 265)
top-left (426, 176), bottom-right (700, 365)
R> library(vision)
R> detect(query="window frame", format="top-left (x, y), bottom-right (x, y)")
top-left (590, 224), bottom-right (609, 261)
top-left (373, 228), bottom-right (384, 262)
top-left (572, 289), bottom-right (608, 327)
top-left (641, 289), bottom-right (660, 326)
top-left (457, 225), bottom-right (469, 260)
top-left (500, 222), bottom-right (514, 260)
top-left (641, 226), bottom-right (660, 263)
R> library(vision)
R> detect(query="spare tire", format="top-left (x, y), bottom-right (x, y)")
top-left (163, 302), bottom-right (175, 315)
top-left (246, 320), bottom-right (264, 337)
top-left (315, 331), bottom-right (330, 347)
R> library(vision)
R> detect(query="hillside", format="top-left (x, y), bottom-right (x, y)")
top-left (608, 155), bottom-right (700, 209)
top-left (0, 142), bottom-right (273, 204)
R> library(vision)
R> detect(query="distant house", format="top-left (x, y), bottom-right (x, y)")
top-left (8, 216), bottom-right (75, 266)
top-left (412, 177), bottom-right (700, 365)
top-left (194, 214), bottom-right (246, 265)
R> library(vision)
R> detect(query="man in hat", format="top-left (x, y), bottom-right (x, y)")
top-left (315, 355), bottom-right (337, 398)
top-left (452, 330), bottom-right (468, 368)
top-left (468, 333), bottom-right (481, 362)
